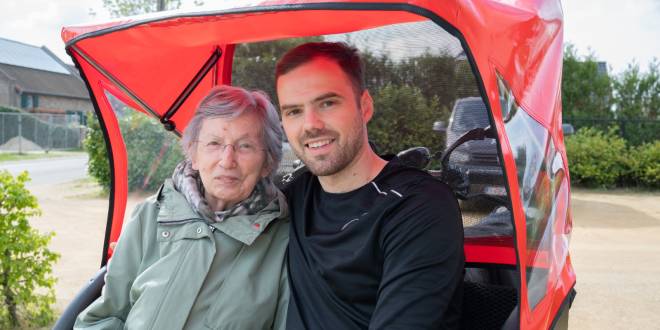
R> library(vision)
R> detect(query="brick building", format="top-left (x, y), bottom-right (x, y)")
top-left (0, 37), bottom-right (92, 124)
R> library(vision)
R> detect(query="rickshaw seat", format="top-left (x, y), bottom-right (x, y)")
top-left (461, 280), bottom-right (518, 329)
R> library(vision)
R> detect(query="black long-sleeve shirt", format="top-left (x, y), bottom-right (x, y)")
top-left (285, 158), bottom-right (464, 329)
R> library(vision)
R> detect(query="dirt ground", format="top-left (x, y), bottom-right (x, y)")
top-left (568, 189), bottom-right (660, 330)
top-left (27, 181), bottom-right (660, 328)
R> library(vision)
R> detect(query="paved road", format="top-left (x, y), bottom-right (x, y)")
top-left (0, 155), bottom-right (89, 187)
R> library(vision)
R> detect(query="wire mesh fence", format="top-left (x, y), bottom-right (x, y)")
top-left (0, 112), bottom-right (88, 153)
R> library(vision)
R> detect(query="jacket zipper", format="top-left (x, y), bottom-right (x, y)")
top-left (157, 218), bottom-right (204, 226)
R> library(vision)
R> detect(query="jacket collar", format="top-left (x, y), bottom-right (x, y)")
top-left (156, 180), bottom-right (287, 245)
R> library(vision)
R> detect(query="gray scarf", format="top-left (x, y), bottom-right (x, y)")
top-left (171, 160), bottom-right (278, 222)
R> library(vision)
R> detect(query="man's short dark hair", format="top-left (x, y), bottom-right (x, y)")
top-left (275, 42), bottom-right (365, 98)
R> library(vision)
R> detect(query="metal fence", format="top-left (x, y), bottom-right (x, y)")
top-left (564, 117), bottom-right (660, 145)
top-left (0, 112), bottom-right (88, 153)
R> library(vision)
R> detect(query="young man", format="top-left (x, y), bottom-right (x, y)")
top-left (276, 42), bottom-right (464, 329)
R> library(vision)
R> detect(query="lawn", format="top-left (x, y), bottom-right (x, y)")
top-left (0, 150), bottom-right (85, 163)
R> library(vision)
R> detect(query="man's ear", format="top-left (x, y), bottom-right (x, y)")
top-left (360, 90), bottom-right (374, 122)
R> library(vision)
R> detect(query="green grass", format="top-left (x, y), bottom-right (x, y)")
top-left (64, 178), bottom-right (109, 199)
top-left (0, 150), bottom-right (86, 163)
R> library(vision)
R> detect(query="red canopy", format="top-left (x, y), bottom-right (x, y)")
top-left (63, 1), bottom-right (572, 328)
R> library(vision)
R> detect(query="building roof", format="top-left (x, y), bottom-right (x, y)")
top-left (0, 63), bottom-right (90, 99)
top-left (0, 37), bottom-right (90, 100)
top-left (0, 37), bottom-right (70, 74)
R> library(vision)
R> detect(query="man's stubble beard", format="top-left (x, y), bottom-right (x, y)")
top-left (295, 122), bottom-right (365, 177)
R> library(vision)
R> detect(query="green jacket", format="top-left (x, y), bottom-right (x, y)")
top-left (75, 180), bottom-right (290, 330)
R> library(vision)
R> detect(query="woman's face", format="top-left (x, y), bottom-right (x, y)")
top-left (192, 112), bottom-right (269, 211)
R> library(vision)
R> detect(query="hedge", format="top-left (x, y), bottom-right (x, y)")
top-left (627, 141), bottom-right (660, 188)
top-left (565, 126), bottom-right (659, 188)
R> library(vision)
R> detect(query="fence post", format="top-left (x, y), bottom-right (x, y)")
top-left (34, 115), bottom-right (38, 149)
top-left (47, 115), bottom-right (52, 153)
top-left (18, 112), bottom-right (23, 154)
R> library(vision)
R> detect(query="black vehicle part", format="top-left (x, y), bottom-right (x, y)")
top-left (429, 125), bottom-right (497, 200)
top-left (436, 165), bottom-right (470, 199)
top-left (397, 146), bottom-right (431, 169)
top-left (461, 280), bottom-right (518, 329)
top-left (501, 305), bottom-right (520, 330)
top-left (550, 287), bottom-right (576, 330)
top-left (463, 206), bottom-right (513, 238)
top-left (432, 125), bottom-right (508, 204)
top-left (53, 266), bottom-right (107, 330)
top-left (438, 125), bottom-right (497, 168)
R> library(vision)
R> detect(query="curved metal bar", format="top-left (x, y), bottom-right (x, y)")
top-left (161, 47), bottom-right (223, 129)
top-left (70, 45), bottom-right (159, 119)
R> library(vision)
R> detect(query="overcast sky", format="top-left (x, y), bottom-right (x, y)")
top-left (1, 0), bottom-right (658, 75)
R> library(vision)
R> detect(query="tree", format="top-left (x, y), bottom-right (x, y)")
top-left (232, 37), bottom-right (322, 104)
top-left (0, 171), bottom-right (59, 328)
top-left (613, 59), bottom-right (660, 120)
top-left (102, 0), bottom-right (182, 17)
top-left (369, 84), bottom-right (448, 155)
top-left (362, 51), bottom-right (479, 111)
top-left (562, 44), bottom-right (614, 119)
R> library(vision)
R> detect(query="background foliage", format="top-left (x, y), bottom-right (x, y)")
top-left (84, 112), bottom-right (111, 191)
top-left (565, 127), bottom-right (659, 188)
top-left (0, 171), bottom-right (59, 329)
top-left (234, 40), bottom-right (477, 156)
top-left (121, 113), bottom-right (183, 192)
top-left (369, 84), bottom-right (447, 154)
top-left (100, 0), bottom-right (185, 17)
top-left (86, 0), bottom-right (658, 190)
top-left (562, 45), bottom-right (614, 120)
top-left (562, 45), bottom-right (659, 146)
top-left (626, 141), bottom-right (660, 188)
top-left (85, 111), bottom-right (183, 192)
top-left (565, 127), bottom-right (628, 187)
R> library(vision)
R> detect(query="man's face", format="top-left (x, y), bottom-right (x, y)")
top-left (277, 57), bottom-right (372, 176)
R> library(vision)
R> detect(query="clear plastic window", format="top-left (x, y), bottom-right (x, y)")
top-left (233, 19), bottom-right (513, 245)
top-left (498, 74), bottom-right (569, 309)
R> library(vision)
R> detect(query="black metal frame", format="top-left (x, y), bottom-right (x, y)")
top-left (161, 47), bottom-right (223, 131)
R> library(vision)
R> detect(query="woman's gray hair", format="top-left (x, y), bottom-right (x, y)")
top-left (181, 85), bottom-right (283, 178)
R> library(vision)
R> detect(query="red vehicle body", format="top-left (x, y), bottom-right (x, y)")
top-left (56, 1), bottom-right (576, 329)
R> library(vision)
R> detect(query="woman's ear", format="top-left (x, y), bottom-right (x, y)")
top-left (260, 159), bottom-right (272, 178)
top-left (190, 147), bottom-right (199, 171)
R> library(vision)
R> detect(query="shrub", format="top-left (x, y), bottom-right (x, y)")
top-left (84, 112), bottom-right (111, 191)
top-left (628, 141), bottom-right (660, 188)
top-left (369, 84), bottom-right (448, 155)
top-left (565, 127), bottom-right (629, 187)
top-left (84, 111), bottom-right (183, 192)
top-left (121, 113), bottom-right (183, 192)
top-left (0, 106), bottom-right (20, 113)
top-left (0, 171), bottom-right (59, 328)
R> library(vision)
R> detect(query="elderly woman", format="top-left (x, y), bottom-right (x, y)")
top-left (75, 85), bottom-right (289, 329)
